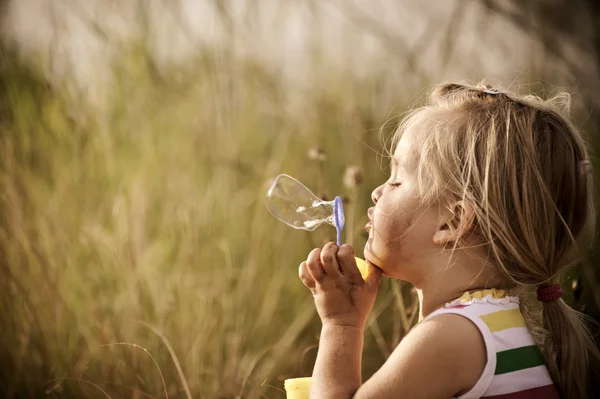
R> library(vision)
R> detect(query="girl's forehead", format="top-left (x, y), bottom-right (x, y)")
top-left (392, 129), bottom-right (420, 167)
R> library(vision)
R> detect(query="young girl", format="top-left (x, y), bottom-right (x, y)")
top-left (298, 82), bottom-right (600, 399)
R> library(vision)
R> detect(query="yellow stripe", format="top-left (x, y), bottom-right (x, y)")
top-left (480, 308), bottom-right (526, 332)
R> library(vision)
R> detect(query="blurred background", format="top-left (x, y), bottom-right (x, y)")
top-left (1, 0), bottom-right (599, 398)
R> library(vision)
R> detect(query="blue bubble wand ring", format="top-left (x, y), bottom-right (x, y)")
top-left (333, 196), bottom-right (345, 246)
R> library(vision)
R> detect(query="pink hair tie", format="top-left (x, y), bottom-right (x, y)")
top-left (537, 284), bottom-right (563, 303)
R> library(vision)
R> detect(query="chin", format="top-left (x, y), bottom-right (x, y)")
top-left (363, 245), bottom-right (389, 275)
top-left (364, 244), bottom-right (410, 280)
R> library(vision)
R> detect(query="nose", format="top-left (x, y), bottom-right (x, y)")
top-left (371, 184), bottom-right (384, 204)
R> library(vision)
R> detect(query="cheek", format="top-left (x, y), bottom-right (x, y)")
top-left (365, 208), bottom-right (436, 279)
top-left (366, 197), bottom-right (437, 259)
top-left (365, 203), bottom-right (413, 263)
top-left (372, 204), bottom-right (412, 243)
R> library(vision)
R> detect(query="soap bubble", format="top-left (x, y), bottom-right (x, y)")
top-left (266, 174), bottom-right (344, 243)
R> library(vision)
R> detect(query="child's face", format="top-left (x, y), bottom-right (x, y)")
top-left (364, 131), bottom-right (443, 282)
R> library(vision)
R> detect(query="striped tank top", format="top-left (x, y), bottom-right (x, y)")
top-left (425, 289), bottom-right (560, 399)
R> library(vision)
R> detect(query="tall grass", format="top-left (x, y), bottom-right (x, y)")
top-left (0, 41), bottom-right (418, 398)
top-left (4, 1), bottom-right (599, 397)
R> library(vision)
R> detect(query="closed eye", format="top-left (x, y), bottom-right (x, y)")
top-left (388, 162), bottom-right (401, 186)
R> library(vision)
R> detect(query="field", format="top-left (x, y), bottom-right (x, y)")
top-left (1, 1), bottom-right (599, 398)
top-left (0, 43), bottom-right (421, 398)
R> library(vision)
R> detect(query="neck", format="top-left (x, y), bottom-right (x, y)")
top-left (413, 254), bottom-right (498, 320)
top-left (415, 280), bottom-right (485, 320)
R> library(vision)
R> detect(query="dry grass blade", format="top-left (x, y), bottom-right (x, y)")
top-left (45, 377), bottom-right (114, 399)
top-left (141, 323), bottom-right (192, 399)
top-left (101, 342), bottom-right (169, 399)
top-left (391, 280), bottom-right (410, 333)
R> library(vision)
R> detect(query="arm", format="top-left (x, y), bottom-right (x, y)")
top-left (299, 244), bottom-right (486, 399)
top-left (298, 243), bottom-right (382, 399)
top-left (311, 324), bottom-right (364, 398)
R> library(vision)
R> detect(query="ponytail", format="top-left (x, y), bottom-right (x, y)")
top-left (539, 296), bottom-right (600, 399)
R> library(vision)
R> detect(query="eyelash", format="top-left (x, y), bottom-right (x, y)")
top-left (388, 165), bottom-right (400, 187)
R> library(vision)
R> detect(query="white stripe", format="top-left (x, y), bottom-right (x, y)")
top-left (484, 365), bottom-right (554, 396)
top-left (492, 327), bottom-right (537, 352)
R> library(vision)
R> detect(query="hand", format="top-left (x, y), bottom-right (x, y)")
top-left (299, 242), bottom-right (383, 329)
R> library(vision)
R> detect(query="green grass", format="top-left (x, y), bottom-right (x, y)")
top-left (0, 45), bottom-right (418, 398)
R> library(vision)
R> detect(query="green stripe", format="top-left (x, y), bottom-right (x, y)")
top-left (495, 345), bottom-right (545, 375)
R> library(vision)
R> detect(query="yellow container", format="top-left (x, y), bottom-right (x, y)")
top-left (284, 377), bottom-right (311, 399)
top-left (355, 257), bottom-right (369, 280)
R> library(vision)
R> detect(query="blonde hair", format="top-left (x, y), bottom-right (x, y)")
top-left (395, 82), bottom-right (600, 399)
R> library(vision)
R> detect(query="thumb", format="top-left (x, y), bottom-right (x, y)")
top-left (365, 261), bottom-right (383, 290)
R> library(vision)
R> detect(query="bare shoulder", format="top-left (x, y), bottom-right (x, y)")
top-left (357, 313), bottom-right (487, 399)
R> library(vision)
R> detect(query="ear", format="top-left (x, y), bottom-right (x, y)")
top-left (433, 201), bottom-right (476, 246)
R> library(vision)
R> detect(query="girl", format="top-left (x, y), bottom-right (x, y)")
top-left (298, 82), bottom-right (600, 399)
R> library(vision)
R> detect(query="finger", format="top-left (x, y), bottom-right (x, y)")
top-left (307, 248), bottom-right (325, 281)
top-left (337, 244), bottom-right (363, 283)
top-left (320, 242), bottom-right (342, 276)
top-left (299, 261), bottom-right (316, 290)
top-left (365, 260), bottom-right (384, 291)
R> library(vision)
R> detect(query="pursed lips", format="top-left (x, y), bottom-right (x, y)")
top-left (366, 207), bottom-right (374, 232)
top-left (367, 207), bottom-right (374, 221)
